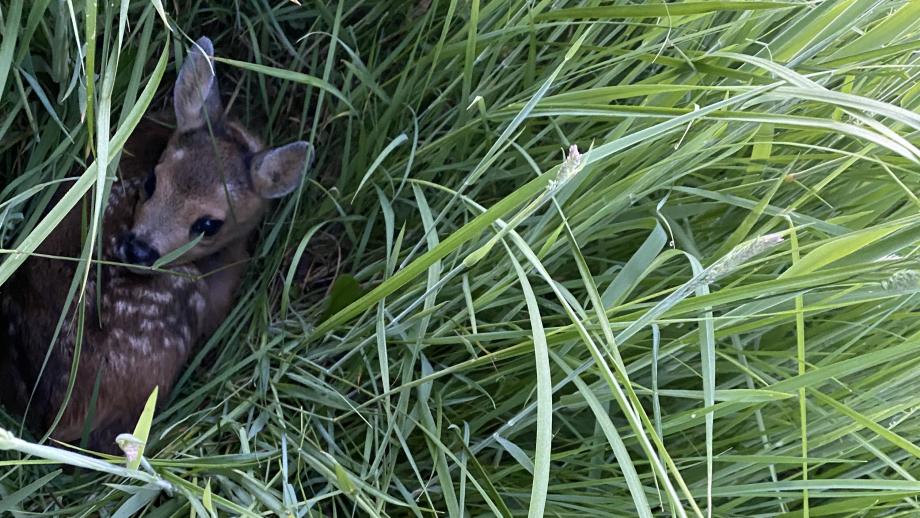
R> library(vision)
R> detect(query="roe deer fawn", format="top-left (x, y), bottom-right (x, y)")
top-left (0, 37), bottom-right (312, 453)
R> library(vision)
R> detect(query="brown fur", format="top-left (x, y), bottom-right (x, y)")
top-left (0, 37), bottom-right (311, 453)
top-left (0, 120), bottom-right (206, 451)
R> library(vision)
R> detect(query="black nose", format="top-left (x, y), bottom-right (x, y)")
top-left (120, 233), bottom-right (160, 266)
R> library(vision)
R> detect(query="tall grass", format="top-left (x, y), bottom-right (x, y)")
top-left (2, 0), bottom-right (920, 516)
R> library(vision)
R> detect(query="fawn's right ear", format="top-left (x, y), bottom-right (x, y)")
top-left (250, 141), bottom-right (314, 199)
top-left (174, 36), bottom-right (223, 132)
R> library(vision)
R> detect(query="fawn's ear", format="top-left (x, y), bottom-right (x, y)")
top-left (174, 36), bottom-right (223, 131)
top-left (251, 141), bottom-right (313, 199)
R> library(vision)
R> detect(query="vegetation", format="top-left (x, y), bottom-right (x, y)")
top-left (2, 0), bottom-right (920, 516)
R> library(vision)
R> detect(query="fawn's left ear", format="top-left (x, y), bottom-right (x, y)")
top-left (251, 141), bottom-right (314, 199)
top-left (174, 36), bottom-right (223, 132)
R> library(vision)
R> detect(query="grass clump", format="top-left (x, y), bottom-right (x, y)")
top-left (3, 0), bottom-right (920, 516)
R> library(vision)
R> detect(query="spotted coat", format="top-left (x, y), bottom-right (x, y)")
top-left (0, 121), bottom-right (208, 452)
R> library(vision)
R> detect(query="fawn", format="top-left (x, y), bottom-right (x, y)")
top-left (0, 37), bottom-right (312, 452)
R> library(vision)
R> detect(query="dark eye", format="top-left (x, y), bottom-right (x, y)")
top-left (190, 217), bottom-right (224, 238)
top-left (144, 170), bottom-right (156, 198)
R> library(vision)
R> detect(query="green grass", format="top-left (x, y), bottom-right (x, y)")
top-left (2, 0), bottom-right (920, 516)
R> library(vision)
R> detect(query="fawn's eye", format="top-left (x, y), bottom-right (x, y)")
top-left (144, 170), bottom-right (156, 198)
top-left (190, 217), bottom-right (224, 238)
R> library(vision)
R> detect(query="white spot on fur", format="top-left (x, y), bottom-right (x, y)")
top-left (140, 304), bottom-right (160, 317)
top-left (115, 300), bottom-right (132, 315)
top-left (148, 291), bottom-right (172, 304)
top-left (140, 319), bottom-right (158, 332)
top-left (191, 292), bottom-right (206, 314)
top-left (127, 334), bottom-right (150, 354)
top-left (173, 149), bottom-right (185, 160)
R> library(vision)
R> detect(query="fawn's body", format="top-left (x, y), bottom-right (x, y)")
top-left (0, 37), bottom-right (311, 452)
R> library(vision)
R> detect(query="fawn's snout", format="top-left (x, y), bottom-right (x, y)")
top-left (119, 232), bottom-right (160, 267)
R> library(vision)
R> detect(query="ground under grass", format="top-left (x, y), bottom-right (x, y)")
top-left (2, 0), bottom-right (920, 516)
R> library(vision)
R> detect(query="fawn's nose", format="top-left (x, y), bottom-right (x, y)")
top-left (120, 233), bottom-right (160, 267)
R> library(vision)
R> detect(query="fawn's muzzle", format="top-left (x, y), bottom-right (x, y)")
top-left (119, 233), bottom-right (160, 267)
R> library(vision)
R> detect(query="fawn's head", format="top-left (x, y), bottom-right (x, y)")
top-left (119, 37), bottom-right (312, 268)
